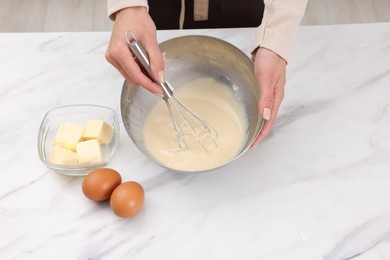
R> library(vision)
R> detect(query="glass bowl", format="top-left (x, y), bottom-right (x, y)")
top-left (38, 104), bottom-right (120, 176)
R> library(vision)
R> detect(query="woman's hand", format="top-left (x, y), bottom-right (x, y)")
top-left (105, 7), bottom-right (164, 95)
top-left (252, 47), bottom-right (287, 147)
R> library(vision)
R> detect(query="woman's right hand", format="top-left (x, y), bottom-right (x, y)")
top-left (105, 7), bottom-right (164, 95)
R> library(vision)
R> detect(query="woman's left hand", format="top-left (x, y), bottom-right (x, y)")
top-left (252, 47), bottom-right (287, 147)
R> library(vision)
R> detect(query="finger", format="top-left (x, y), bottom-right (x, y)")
top-left (257, 74), bottom-right (275, 122)
top-left (109, 58), bottom-right (161, 95)
top-left (251, 107), bottom-right (278, 147)
top-left (143, 38), bottom-right (166, 83)
top-left (271, 76), bottom-right (285, 117)
top-left (115, 45), bottom-right (163, 95)
top-left (252, 121), bottom-right (270, 147)
top-left (106, 54), bottom-right (131, 82)
top-left (251, 77), bottom-right (285, 147)
top-left (251, 109), bottom-right (277, 147)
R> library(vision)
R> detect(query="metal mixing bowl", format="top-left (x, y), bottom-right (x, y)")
top-left (121, 35), bottom-right (263, 172)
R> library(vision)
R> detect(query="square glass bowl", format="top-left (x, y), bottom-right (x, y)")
top-left (38, 104), bottom-right (120, 176)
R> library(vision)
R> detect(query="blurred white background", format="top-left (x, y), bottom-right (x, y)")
top-left (0, 0), bottom-right (389, 32)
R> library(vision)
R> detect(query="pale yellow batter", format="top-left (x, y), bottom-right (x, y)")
top-left (143, 77), bottom-right (248, 171)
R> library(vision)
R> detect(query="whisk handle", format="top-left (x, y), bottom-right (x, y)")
top-left (125, 32), bottom-right (173, 98)
top-left (125, 32), bottom-right (153, 78)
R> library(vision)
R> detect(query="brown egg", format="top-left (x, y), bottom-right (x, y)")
top-left (82, 168), bottom-right (122, 202)
top-left (110, 181), bottom-right (145, 218)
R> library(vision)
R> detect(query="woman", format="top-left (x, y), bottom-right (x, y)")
top-left (105, 0), bottom-right (307, 146)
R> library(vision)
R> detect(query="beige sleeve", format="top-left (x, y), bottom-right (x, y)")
top-left (252, 0), bottom-right (308, 63)
top-left (107, 0), bottom-right (148, 20)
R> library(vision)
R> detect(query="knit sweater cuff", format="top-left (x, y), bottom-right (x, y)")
top-left (251, 0), bottom-right (308, 63)
top-left (107, 0), bottom-right (148, 21)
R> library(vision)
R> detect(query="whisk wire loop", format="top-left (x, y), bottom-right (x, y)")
top-left (125, 32), bottom-right (218, 152)
top-left (165, 100), bottom-right (188, 151)
top-left (170, 96), bottom-right (218, 150)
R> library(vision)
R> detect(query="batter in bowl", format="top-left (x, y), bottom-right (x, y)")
top-left (143, 77), bottom-right (248, 171)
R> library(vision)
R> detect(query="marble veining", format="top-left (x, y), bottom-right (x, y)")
top-left (0, 23), bottom-right (390, 259)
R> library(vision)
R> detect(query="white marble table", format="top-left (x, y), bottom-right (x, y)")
top-left (1, 23), bottom-right (390, 260)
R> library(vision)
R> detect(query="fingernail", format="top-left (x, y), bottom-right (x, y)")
top-left (162, 52), bottom-right (167, 62)
top-left (263, 107), bottom-right (271, 121)
top-left (158, 70), bottom-right (165, 83)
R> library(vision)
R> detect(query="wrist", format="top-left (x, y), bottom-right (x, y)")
top-left (253, 47), bottom-right (287, 65)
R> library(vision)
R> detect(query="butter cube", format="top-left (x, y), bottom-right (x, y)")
top-left (83, 120), bottom-right (114, 144)
top-left (54, 122), bottom-right (84, 151)
top-left (48, 144), bottom-right (79, 165)
top-left (76, 139), bottom-right (103, 165)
